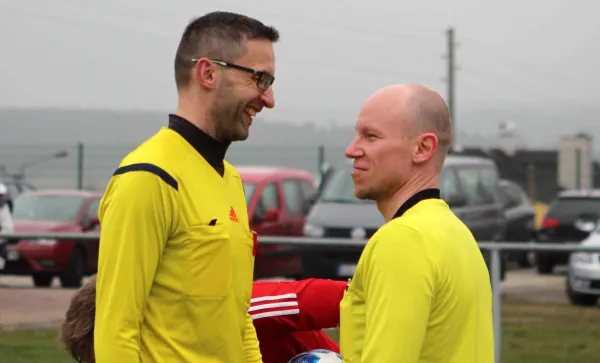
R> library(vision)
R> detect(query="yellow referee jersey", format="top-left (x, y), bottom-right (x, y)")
top-left (94, 115), bottom-right (262, 363)
top-left (339, 189), bottom-right (494, 363)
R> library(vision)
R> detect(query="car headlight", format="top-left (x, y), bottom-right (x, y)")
top-left (571, 252), bottom-right (594, 264)
top-left (27, 239), bottom-right (57, 246)
top-left (303, 224), bottom-right (324, 237)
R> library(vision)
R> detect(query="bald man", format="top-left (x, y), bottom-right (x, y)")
top-left (339, 84), bottom-right (494, 363)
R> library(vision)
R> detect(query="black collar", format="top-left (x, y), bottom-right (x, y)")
top-left (392, 188), bottom-right (441, 219)
top-left (168, 114), bottom-right (229, 176)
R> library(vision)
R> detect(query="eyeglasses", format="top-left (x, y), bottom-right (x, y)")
top-left (191, 58), bottom-right (275, 91)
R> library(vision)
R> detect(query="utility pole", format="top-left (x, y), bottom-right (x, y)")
top-left (445, 27), bottom-right (457, 149)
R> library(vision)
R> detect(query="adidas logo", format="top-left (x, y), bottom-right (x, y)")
top-left (229, 206), bottom-right (239, 223)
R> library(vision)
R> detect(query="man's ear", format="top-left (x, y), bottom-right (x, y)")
top-left (413, 132), bottom-right (439, 164)
top-left (195, 58), bottom-right (219, 90)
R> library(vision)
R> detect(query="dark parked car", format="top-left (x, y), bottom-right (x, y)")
top-left (283, 155), bottom-right (508, 281)
top-left (497, 179), bottom-right (536, 267)
top-left (535, 189), bottom-right (600, 274)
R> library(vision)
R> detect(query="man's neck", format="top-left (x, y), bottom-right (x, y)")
top-left (175, 97), bottom-right (217, 140)
top-left (377, 172), bottom-right (439, 222)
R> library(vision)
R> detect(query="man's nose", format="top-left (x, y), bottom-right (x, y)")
top-left (260, 87), bottom-right (275, 109)
top-left (345, 139), bottom-right (362, 159)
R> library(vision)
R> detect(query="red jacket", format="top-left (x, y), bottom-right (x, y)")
top-left (250, 279), bottom-right (347, 363)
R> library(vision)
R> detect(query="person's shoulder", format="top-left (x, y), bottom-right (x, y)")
top-left (364, 220), bottom-right (424, 255)
top-left (124, 128), bottom-right (188, 165)
top-left (224, 161), bottom-right (241, 179)
top-left (110, 129), bottom-right (188, 189)
top-left (375, 218), bottom-right (422, 239)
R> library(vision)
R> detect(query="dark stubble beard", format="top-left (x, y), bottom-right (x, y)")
top-left (354, 173), bottom-right (400, 202)
top-left (210, 80), bottom-right (249, 142)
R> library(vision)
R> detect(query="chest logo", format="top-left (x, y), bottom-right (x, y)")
top-left (229, 206), bottom-right (239, 223)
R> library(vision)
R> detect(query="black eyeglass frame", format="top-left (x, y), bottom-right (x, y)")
top-left (191, 58), bottom-right (275, 91)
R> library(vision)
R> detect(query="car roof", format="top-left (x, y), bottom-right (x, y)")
top-left (556, 189), bottom-right (600, 199)
top-left (235, 166), bottom-right (314, 183)
top-left (20, 189), bottom-right (103, 198)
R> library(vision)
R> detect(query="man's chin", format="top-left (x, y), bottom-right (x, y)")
top-left (354, 188), bottom-right (375, 201)
top-left (230, 130), bottom-right (249, 142)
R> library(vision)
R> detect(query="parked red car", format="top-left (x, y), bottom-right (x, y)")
top-left (237, 166), bottom-right (318, 279)
top-left (2, 189), bottom-right (102, 288)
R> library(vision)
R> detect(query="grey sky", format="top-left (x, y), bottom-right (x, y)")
top-left (0, 0), bottom-right (598, 147)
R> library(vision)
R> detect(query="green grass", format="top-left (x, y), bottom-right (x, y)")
top-left (0, 329), bottom-right (69, 363)
top-left (500, 298), bottom-right (600, 363)
top-left (1, 299), bottom-right (600, 363)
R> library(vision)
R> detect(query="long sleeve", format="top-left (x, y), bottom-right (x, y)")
top-left (361, 225), bottom-right (437, 363)
top-left (243, 311), bottom-right (263, 363)
top-left (250, 279), bottom-right (346, 333)
top-left (94, 169), bottom-right (176, 363)
top-left (292, 279), bottom-right (347, 331)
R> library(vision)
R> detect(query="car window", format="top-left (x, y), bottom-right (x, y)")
top-left (440, 167), bottom-right (460, 201)
top-left (320, 168), bottom-right (373, 204)
top-left (85, 198), bottom-right (101, 219)
top-left (255, 182), bottom-right (279, 218)
top-left (500, 183), bottom-right (524, 208)
top-left (282, 180), bottom-right (305, 216)
top-left (546, 197), bottom-right (600, 219)
top-left (12, 194), bottom-right (86, 222)
top-left (456, 166), bottom-right (498, 205)
top-left (243, 182), bottom-right (257, 205)
top-left (299, 179), bottom-right (317, 200)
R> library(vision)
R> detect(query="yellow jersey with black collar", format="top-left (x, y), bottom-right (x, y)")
top-left (94, 114), bottom-right (262, 363)
top-left (339, 188), bottom-right (494, 363)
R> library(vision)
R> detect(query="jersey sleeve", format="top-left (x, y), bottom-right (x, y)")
top-left (292, 279), bottom-right (347, 331)
top-left (94, 167), bottom-right (177, 363)
top-left (361, 225), bottom-right (437, 363)
top-left (243, 311), bottom-right (263, 363)
top-left (251, 279), bottom-right (346, 333)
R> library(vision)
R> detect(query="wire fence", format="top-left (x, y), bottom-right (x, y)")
top-left (0, 144), bottom-right (350, 191)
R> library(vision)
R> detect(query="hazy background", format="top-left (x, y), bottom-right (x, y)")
top-left (0, 0), bottom-right (598, 187)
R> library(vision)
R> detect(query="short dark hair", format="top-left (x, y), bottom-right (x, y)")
top-left (174, 11), bottom-right (280, 90)
top-left (58, 275), bottom-right (97, 363)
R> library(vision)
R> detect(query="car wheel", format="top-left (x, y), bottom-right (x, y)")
top-left (59, 247), bottom-right (85, 289)
top-left (32, 273), bottom-right (53, 288)
top-left (566, 278), bottom-right (598, 307)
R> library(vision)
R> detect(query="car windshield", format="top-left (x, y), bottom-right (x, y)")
top-left (320, 168), bottom-right (374, 204)
top-left (12, 194), bottom-right (85, 222)
top-left (243, 182), bottom-right (257, 204)
top-left (547, 197), bottom-right (600, 219)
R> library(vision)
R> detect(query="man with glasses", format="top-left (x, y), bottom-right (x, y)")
top-left (94, 11), bottom-right (279, 363)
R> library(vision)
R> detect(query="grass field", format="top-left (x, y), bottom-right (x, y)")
top-left (1, 298), bottom-right (599, 363)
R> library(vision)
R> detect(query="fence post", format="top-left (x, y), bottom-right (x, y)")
top-left (77, 142), bottom-right (84, 190)
top-left (491, 248), bottom-right (502, 363)
top-left (575, 148), bottom-right (581, 189)
top-left (318, 145), bottom-right (325, 181)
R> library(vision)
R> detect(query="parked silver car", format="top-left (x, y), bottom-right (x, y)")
top-left (566, 228), bottom-right (600, 306)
